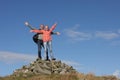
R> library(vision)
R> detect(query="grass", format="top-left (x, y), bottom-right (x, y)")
top-left (0, 72), bottom-right (119, 80)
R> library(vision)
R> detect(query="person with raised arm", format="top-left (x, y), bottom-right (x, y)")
top-left (30, 23), bottom-right (57, 60)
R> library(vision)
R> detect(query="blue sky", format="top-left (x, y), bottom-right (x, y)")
top-left (0, 0), bottom-right (120, 77)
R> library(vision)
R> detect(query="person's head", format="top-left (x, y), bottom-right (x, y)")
top-left (44, 25), bottom-right (49, 31)
top-left (40, 24), bottom-right (44, 30)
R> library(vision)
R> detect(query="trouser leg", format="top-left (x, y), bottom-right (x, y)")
top-left (42, 41), bottom-right (49, 60)
top-left (46, 48), bottom-right (49, 60)
top-left (48, 41), bottom-right (54, 59)
top-left (43, 42), bottom-right (48, 60)
top-left (37, 40), bottom-right (42, 59)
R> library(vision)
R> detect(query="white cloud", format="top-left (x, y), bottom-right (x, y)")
top-left (64, 24), bottom-right (120, 42)
top-left (118, 29), bottom-right (120, 34)
top-left (62, 60), bottom-right (81, 66)
top-left (64, 25), bottom-right (92, 42)
top-left (95, 31), bottom-right (119, 40)
top-left (113, 70), bottom-right (120, 78)
top-left (0, 51), bottom-right (36, 64)
top-left (62, 60), bottom-right (83, 71)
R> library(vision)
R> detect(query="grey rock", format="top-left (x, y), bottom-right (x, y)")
top-left (12, 59), bottom-right (77, 77)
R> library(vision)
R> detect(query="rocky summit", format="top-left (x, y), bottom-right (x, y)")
top-left (13, 59), bottom-right (77, 77)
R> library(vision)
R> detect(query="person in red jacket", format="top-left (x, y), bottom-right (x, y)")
top-left (30, 23), bottom-right (57, 60)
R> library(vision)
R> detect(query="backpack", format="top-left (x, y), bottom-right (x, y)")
top-left (33, 33), bottom-right (39, 43)
top-left (32, 31), bottom-right (54, 43)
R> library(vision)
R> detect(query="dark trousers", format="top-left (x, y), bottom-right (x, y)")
top-left (37, 40), bottom-right (49, 59)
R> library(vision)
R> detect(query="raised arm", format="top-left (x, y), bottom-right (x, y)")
top-left (49, 23), bottom-right (57, 32)
top-left (25, 22), bottom-right (36, 30)
top-left (51, 32), bottom-right (60, 35)
top-left (30, 29), bottom-right (43, 33)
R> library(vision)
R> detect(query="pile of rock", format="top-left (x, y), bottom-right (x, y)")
top-left (13, 59), bottom-right (76, 77)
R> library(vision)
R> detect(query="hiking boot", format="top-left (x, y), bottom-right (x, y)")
top-left (52, 58), bottom-right (56, 60)
top-left (39, 57), bottom-right (42, 60)
top-left (45, 58), bottom-right (50, 61)
top-left (36, 57), bottom-right (42, 61)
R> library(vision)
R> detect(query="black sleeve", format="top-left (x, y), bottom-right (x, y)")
top-left (51, 32), bottom-right (57, 35)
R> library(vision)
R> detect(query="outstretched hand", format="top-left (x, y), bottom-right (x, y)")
top-left (25, 21), bottom-right (29, 26)
top-left (54, 22), bottom-right (57, 25)
top-left (56, 32), bottom-right (60, 35)
top-left (30, 30), bottom-right (34, 32)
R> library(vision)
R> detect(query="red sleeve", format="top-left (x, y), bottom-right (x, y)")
top-left (32, 29), bottom-right (43, 33)
top-left (49, 24), bottom-right (57, 32)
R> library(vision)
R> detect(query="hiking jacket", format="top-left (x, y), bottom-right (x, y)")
top-left (31, 24), bottom-right (56, 42)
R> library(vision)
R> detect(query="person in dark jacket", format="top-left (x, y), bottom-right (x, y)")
top-left (25, 22), bottom-right (60, 60)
